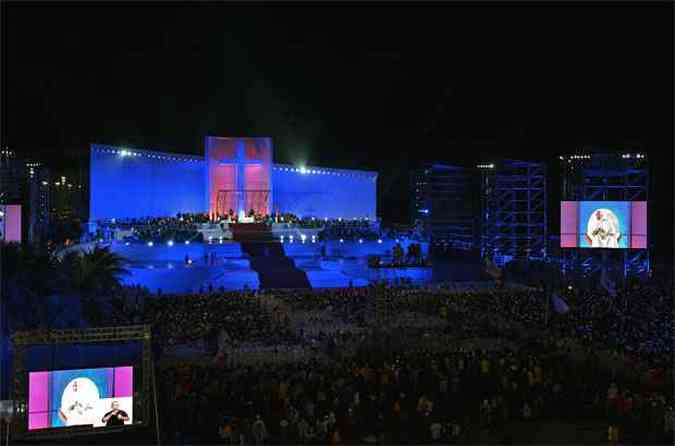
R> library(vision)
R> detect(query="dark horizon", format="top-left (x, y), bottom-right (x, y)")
top-left (3, 2), bottom-right (673, 231)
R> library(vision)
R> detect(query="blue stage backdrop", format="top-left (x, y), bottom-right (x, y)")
top-left (90, 145), bottom-right (206, 221)
top-left (89, 144), bottom-right (378, 221)
top-left (271, 164), bottom-right (377, 220)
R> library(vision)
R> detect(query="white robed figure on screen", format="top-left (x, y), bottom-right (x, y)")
top-left (58, 377), bottom-right (100, 427)
top-left (586, 209), bottom-right (621, 248)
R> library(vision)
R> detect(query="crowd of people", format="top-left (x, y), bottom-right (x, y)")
top-left (157, 333), bottom-right (671, 445)
top-left (554, 283), bottom-right (673, 369)
top-left (318, 219), bottom-right (379, 242)
top-left (109, 282), bottom-right (673, 369)
top-left (103, 279), bottom-right (673, 445)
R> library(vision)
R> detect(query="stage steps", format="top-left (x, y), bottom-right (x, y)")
top-left (242, 241), bottom-right (311, 289)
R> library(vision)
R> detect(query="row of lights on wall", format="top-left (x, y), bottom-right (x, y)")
top-left (560, 155), bottom-right (592, 160)
top-left (476, 163), bottom-right (495, 169)
top-left (560, 154), bottom-right (646, 161)
top-left (100, 147), bottom-right (376, 178)
top-left (275, 166), bottom-right (376, 179)
top-left (96, 147), bottom-right (200, 163)
top-left (118, 148), bottom-right (200, 162)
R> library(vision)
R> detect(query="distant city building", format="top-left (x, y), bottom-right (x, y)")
top-left (0, 148), bottom-right (24, 205)
top-left (25, 161), bottom-right (51, 244)
top-left (410, 163), bottom-right (478, 250)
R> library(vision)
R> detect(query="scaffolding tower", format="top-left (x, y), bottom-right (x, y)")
top-left (560, 151), bottom-right (650, 282)
top-left (479, 159), bottom-right (547, 265)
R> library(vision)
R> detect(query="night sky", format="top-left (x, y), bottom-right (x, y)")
top-left (3, 2), bottom-right (673, 240)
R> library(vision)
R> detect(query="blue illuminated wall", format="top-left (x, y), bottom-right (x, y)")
top-left (89, 144), bottom-right (378, 221)
top-left (271, 164), bottom-right (377, 219)
top-left (89, 145), bottom-right (207, 221)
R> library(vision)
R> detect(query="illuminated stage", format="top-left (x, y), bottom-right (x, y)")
top-left (112, 239), bottom-right (431, 292)
top-left (87, 136), bottom-right (422, 290)
top-left (89, 137), bottom-right (377, 223)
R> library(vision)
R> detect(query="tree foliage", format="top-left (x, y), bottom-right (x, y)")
top-left (1, 243), bottom-right (128, 329)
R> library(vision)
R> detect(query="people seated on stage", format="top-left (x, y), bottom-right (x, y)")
top-left (96, 213), bottom-right (428, 245)
top-left (96, 213), bottom-right (208, 244)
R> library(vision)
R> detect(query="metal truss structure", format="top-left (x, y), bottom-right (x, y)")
top-left (560, 151), bottom-right (650, 282)
top-left (10, 325), bottom-right (156, 442)
top-left (479, 160), bottom-right (547, 265)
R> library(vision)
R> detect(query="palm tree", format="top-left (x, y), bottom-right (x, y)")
top-left (57, 245), bottom-right (129, 325)
top-left (2, 243), bottom-right (129, 329)
top-left (1, 242), bottom-right (61, 329)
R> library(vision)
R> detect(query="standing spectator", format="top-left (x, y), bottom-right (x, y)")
top-left (252, 415), bottom-right (266, 445)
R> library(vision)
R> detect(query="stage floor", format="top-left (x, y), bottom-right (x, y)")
top-left (111, 239), bottom-right (433, 292)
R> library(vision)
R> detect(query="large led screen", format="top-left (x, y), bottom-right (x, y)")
top-left (560, 201), bottom-right (647, 249)
top-left (28, 366), bottom-right (133, 430)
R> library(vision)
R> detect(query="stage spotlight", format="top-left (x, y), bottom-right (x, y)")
top-left (185, 240), bottom-right (190, 245)
top-left (147, 241), bottom-right (154, 247)
top-left (378, 239), bottom-right (382, 244)
top-left (219, 238), bottom-right (223, 244)
top-left (299, 166), bottom-right (307, 174)
top-left (339, 239), bottom-right (344, 243)
top-left (187, 259), bottom-right (193, 265)
top-left (167, 240), bottom-right (174, 247)
top-left (208, 237), bottom-right (214, 244)
top-left (125, 242), bottom-right (130, 246)
top-left (301, 234), bottom-right (307, 242)
top-left (120, 150), bottom-right (130, 157)
top-left (359, 239), bottom-right (363, 244)
top-left (280, 236), bottom-right (285, 243)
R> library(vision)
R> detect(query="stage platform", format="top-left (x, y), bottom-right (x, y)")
top-left (101, 239), bottom-right (431, 292)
